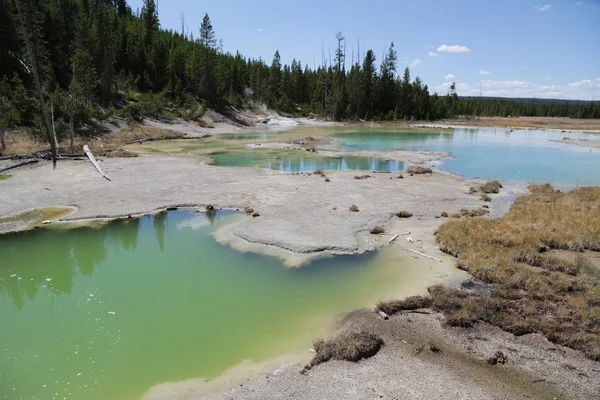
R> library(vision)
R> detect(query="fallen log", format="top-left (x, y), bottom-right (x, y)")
top-left (83, 145), bottom-right (111, 181)
top-left (407, 249), bottom-right (441, 262)
top-left (388, 234), bottom-right (399, 245)
top-left (372, 306), bottom-right (389, 320)
top-left (0, 159), bottom-right (39, 173)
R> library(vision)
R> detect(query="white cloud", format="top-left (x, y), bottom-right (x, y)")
top-left (256, 28), bottom-right (263, 33)
top-left (575, 1), bottom-right (582, 5)
top-left (410, 58), bottom-right (422, 67)
top-left (176, 215), bottom-right (209, 231)
top-left (434, 77), bottom-right (599, 100)
top-left (534, 4), bottom-right (552, 11)
top-left (445, 74), bottom-right (456, 81)
top-left (437, 44), bottom-right (471, 53)
top-left (428, 52), bottom-right (439, 57)
top-left (568, 78), bottom-right (600, 89)
top-left (479, 70), bottom-right (492, 75)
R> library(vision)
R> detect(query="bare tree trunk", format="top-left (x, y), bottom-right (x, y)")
top-left (0, 126), bottom-right (6, 152)
top-left (70, 63), bottom-right (75, 152)
top-left (13, 0), bottom-right (57, 167)
top-left (50, 101), bottom-right (59, 151)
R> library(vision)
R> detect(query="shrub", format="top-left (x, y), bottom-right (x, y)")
top-left (349, 204), bottom-right (359, 212)
top-left (480, 180), bottom-right (503, 194)
top-left (354, 174), bottom-right (371, 180)
top-left (428, 340), bottom-right (441, 353)
top-left (481, 194), bottom-right (492, 202)
top-left (396, 210), bottom-right (413, 218)
top-left (244, 207), bottom-right (254, 214)
top-left (310, 331), bottom-right (384, 367)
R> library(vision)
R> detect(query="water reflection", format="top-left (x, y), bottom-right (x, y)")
top-left (0, 218), bottom-right (140, 309)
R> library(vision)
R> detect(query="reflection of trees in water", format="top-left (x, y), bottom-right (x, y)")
top-left (105, 218), bottom-right (140, 251)
top-left (0, 230), bottom-right (78, 309)
top-left (206, 210), bottom-right (216, 226)
top-left (0, 217), bottom-right (142, 310)
top-left (154, 212), bottom-right (167, 252)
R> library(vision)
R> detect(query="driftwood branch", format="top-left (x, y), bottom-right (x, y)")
top-left (407, 249), bottom-right (442, 262)
top-left (0, 159), bottom-right (39, 172)
top-left (83, 145), bottom-right (111, 181)
top-left (372, 306), bottom-right (389, 320)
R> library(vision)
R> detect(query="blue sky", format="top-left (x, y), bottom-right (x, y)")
top-left (130, 0), bottom-right (600, 100)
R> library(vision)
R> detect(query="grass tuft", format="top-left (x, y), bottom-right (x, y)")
top-left (528, 183), bottom-right (559, 194)
top-left (406, 166), bottom-right (432, 174)
top-left (376, 296), bottom-right (433, 315)
top-left (480, 180), bottom-right (503, 194)
top-left (309, 331), bottom-right (384, 368)
top-left (370, 226), bottom-right (385, 234)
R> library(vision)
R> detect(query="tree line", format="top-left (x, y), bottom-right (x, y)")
top-left (1, 0), bottom-right (599, 156)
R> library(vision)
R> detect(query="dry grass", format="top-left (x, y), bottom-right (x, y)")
top-left (432, 185), bottom-right (600, 360)
top-left (396, 210), bottom-right (413, 218)
top-left (1, 126), bottom-right (184, 157)
top-left (439, 116), bottom-right (600, 131)
top-left (370, 226), bottom-right (385, 234)
top-left (406, 166), bottom-right (432, 174)
top-left (308, 331), bottom-right (384, 368)
top-left (528, 183), bottom-right (560, 194)
top-left (349, 204), bottom-right (359, 212)
top-left (460, 207), bottom-right (489, 218)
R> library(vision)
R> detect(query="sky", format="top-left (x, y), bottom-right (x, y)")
top-left (129, 0), bottom-right (600, 100)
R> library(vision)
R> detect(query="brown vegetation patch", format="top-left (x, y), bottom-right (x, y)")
top-left (433, 185), bottom-right (600, 360)
top-left (406, 166), bottom-right (432, 174)
top-left (528, 183), bottom-right (560, 194)
top-left (460, 208), bottom-right (489, 218)
top-left (377, 295), bottom-right (433, 315)
top-left (354, 174), bottom-right (371, 180)
top-left (306, 330), bottom-right (384, 370)
top-left (370, 226), bottom-right (385, 234)
top-left (480, 180), bottom-right (503, 194)
top-left (349, 204), bottom-right (359, 212)
top-left (396, 210), bottom-right (413, 218)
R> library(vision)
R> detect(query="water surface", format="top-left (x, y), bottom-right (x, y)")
top-left (0, 210), bottom-right (430, 400)
top-left (333, 129), bottom-right (600, 185)
top-left (208, 150), bottom-right (403, 172)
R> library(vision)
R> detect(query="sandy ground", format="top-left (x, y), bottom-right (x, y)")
top-left (552, 137), bottom-right (600, 149)
top-left (0, 155), bottom-right (501, 266)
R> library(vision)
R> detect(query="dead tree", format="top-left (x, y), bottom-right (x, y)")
top-left (13, 0), bottom-right (58, 167)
